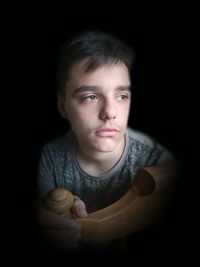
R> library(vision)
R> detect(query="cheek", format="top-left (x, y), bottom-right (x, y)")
top-left (119, 104), bottom-right (130, 118)
top-left (125, 103), bottom-right (131, 117)
top-left (68, 109), bottom-right (94, 128)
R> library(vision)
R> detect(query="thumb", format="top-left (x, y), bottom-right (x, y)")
top-left (71, 196), bottom-right (88, 218)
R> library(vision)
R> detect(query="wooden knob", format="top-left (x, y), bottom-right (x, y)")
top-left (43, 188), bottom-right (74, 216)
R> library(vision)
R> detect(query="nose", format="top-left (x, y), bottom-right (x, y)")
top-left (99, 99), bottom-right (117, 121)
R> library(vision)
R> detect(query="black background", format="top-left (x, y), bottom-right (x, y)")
top-left (4, 4), bottom-right (197, 264)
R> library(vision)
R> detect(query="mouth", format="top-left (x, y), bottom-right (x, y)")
top-left (95, 128), bottom-right (120, 137)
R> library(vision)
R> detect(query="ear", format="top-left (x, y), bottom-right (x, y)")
top-left (57, 95), bottom-right (68, 119)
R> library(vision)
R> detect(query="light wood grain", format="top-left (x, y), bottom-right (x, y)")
top-left (77, 162), bottom-right (179, 243)
top-left (78, 185), bottom-right (175, 243)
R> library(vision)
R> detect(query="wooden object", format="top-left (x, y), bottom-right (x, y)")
top-left (43, 162), bottom-right (179, 243)
top-left (43, 188), bottom-right (73, 217)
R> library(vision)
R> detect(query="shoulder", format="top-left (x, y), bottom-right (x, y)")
top-left (127, 127), bottom-right (157, 148)
top-left (40, 130), bottom-right (74, 158)
top-left (127, 127), bottom-right (174, 165)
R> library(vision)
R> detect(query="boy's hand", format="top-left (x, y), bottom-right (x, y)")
top-left (71, 196), bottom-right (88, 218)
top-left (35, 197), bottom-right (87, 252)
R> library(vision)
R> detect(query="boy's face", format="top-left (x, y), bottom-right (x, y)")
top-left (58, 60), bottom-right (131, 154)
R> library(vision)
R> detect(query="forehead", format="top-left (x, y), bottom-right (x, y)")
top-left (65, 60), bottom-right (130, 92)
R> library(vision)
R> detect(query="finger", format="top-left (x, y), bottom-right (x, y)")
top-left (71, 198), bottom-right (88, 218)
top-left (37, 206), bottom-right (81, 230)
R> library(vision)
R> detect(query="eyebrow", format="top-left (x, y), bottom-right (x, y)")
top-left (73, 85), bottom-right (131, 94)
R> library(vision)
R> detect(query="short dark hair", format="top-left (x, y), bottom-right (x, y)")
top-left (57, 30), bottom-right (135, 96)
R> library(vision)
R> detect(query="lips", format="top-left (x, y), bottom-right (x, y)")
top-left (95, 128), bottom-right (119, 137)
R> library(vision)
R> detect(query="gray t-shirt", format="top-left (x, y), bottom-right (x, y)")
top-left (37, 127), bottom-right (174, 212)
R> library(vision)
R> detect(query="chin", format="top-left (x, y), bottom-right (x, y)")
top-left (97, 148), bottom-right (116, 153)
top-left (93, 140), bottom-right (117, 153)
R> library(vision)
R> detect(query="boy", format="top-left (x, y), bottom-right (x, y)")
top-left (35, 30), bottom-right (175, 253)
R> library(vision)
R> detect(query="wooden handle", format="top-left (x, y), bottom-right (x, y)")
top-left (43, 162), bottom-right (179, 243)
top-left (42, 188), bottom-right (74, 217)
top-left (78, 188), bottom-right (175, 243)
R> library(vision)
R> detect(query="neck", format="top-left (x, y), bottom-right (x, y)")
top-left (76, 137), bottom-right (125, 176)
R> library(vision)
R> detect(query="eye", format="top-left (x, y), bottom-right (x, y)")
top-left (81, 94), bottom-right (99, 102)
top-left (116, 94), bottom-right (130, 101)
